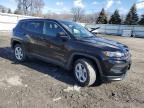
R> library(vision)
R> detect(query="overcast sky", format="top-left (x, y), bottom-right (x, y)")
top-left (0, 0), bottom-right (144, 14)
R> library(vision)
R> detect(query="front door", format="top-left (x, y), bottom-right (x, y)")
top-left (42, 21), bottom-right (69, 64)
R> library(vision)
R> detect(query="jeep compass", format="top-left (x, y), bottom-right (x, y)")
top-left (11, 19), bottom-right (131, 86)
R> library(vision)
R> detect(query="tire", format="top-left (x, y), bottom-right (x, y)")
top-left (14, 44), bottom-right (27, 62)
top-left (74, 59), bottom-right (96, 87)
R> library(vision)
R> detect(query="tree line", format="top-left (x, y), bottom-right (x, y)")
top-left (72, 4), bottom-right (144, 25)
top-left (0, 0), bottom-right (44, 17)
top-left (0, 5), bottom-right (12, 13)
top-left (14, 0), bottom-right (44, 16)
top-left (0, 1), bottom-right (144, 25)
top-left (96, 4), bottom-right (144, 25)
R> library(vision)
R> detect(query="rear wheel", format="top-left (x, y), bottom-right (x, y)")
top-left (74, 59), bottom-right (97, 87)
top-left (14, 44), bottom-right (27, 62)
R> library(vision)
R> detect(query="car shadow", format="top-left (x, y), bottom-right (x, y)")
top-left (0, 47), bottom-right (76, 86)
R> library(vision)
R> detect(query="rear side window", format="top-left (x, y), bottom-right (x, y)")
top-left (23, 21), bottom-right (44, 34)
top-left (43, 21), bottom-right (64, 37)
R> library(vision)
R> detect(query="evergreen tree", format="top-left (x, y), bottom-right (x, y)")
top-left (2, 8), bottom-right (6, 13)
top-left (8, 9), bottom-right (12, 13)
top-left (14, 2), bottom-right (23, 15)
top-left (139, 14), bottom-right (144, 25)
top-left (109, 9), bottom-right (121, 24)
top-left (96, 8), bottom-right (108, 24)
top-left (125, 4), bottom-right (139, 25)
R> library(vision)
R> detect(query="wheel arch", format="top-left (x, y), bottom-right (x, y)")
top-left (11, 39), bottom-right (22, 50)
top-left (67, 53), bottom-right (103, 76)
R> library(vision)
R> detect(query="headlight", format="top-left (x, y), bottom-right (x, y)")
top-left (103, 51), bottom-right (124, 58)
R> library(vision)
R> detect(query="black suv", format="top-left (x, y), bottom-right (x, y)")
top-left (11, 19), bottom-right (131, 86)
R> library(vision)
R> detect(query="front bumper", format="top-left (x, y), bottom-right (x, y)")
top-left (100, 58), bottom-right (131, 82)
top-left (102, 73), bottom-right (127, 82)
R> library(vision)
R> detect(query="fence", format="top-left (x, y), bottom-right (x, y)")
top-left (86, 24), bottom-right (144, 38)
top-left (0, 13), bottom-right (38, 32)
top-left (0, 13), bottom-right (144, 38)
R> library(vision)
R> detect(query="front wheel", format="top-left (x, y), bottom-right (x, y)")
top-left (74, 59), bottom-right (97, 87)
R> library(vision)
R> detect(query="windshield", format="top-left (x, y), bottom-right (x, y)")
top-left (59, 21), bottom-right (94, 38)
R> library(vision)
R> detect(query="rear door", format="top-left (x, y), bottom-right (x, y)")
top-left (23, 20), bottom-right (44, 55)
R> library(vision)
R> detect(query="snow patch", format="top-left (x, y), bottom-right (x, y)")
top-left (6, 76), bottom-right (23, 86)
top-left (63, 85), bottom-right (81, 92)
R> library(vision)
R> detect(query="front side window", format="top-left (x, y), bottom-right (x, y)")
top-left (43, 21), bottom-right (64, 37)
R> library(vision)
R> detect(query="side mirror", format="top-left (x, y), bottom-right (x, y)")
top-left (57, 32), bottom-right (69, 40)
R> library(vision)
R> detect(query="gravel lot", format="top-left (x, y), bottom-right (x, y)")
top-left (0, 34), bottom-right (144, 108)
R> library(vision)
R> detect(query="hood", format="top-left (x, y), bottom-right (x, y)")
top-left (77, 36), bottom-right (128, 52)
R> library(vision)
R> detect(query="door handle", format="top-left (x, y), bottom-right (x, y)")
top-left (23, 33), bottom-right (29, 37)
top-left (25, 34), bottom-right (29, 37)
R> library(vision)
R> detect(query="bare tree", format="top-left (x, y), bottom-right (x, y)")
top-left (15, 0), bottom-right (31, 15)
top-left (23, 0), bottom-right (32, 15)
top-left (71, 7), bottom-right (84, 22)
top-left (14, 0), bottom-right (23, 14)
top-left (84, 13), bottom-right (98, 23)
top-left (15, 0), bottom-right (44, 16)
top-left (31, 0), bottom-right (44, 16)
top-left (44, 12), bottom-right (73, 20)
